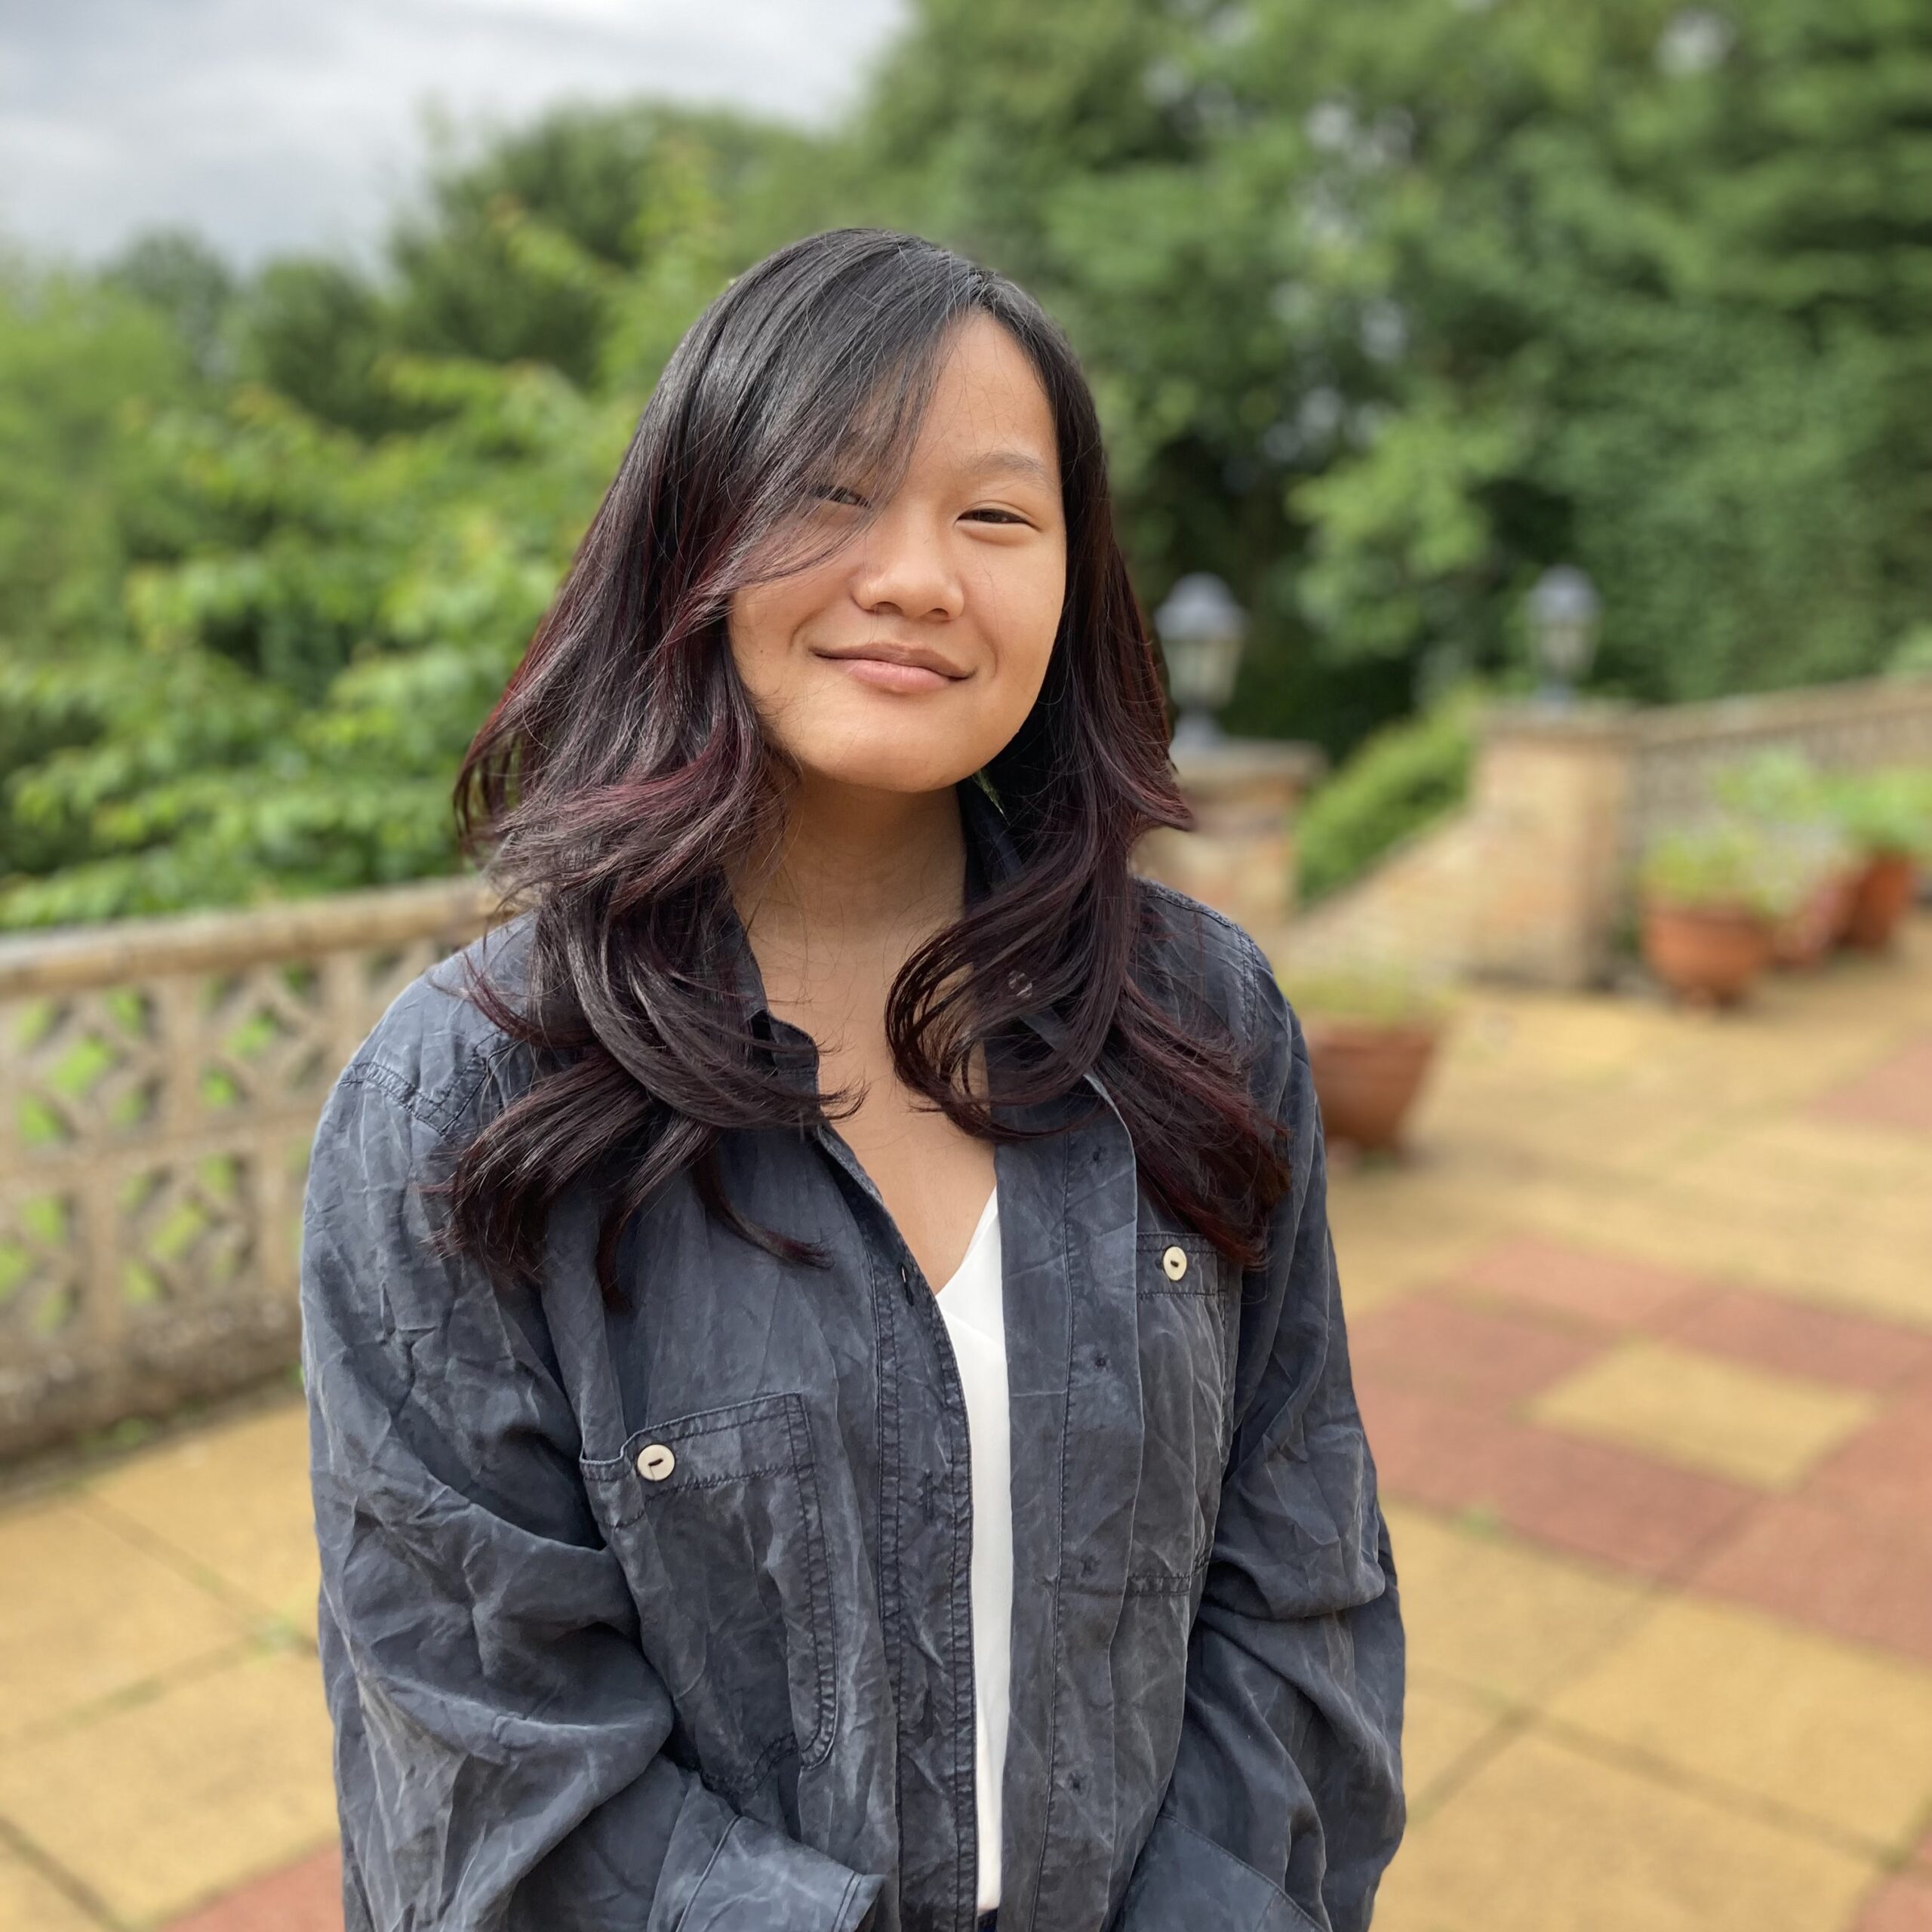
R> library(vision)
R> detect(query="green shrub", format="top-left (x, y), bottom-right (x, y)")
top-left (1638, 814), bottom-right (1817, 921)
top-left (1296, 687), bottom-right (1481, 906)
top-left (1822, 766), bottom-right (1932, 863)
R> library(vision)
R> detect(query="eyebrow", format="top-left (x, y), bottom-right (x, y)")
top-left (961, 448), bottom-right (1058, 491)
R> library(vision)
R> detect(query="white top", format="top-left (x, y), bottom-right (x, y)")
top-left (932, 1183), bottom-right (1011, 1914)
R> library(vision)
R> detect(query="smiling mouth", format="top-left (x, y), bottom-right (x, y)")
top-left (811, 648), bottom-right (968, 694)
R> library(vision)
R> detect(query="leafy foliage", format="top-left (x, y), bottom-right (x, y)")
top-left (2, 1), bottom-right (1927, 925)
top-left (1295, 685), bottom-right (1481, 903)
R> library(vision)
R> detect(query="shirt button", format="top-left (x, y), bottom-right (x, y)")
top-left (636, 1443), bottom-right (676, 1481)
top-left (1161, 1244), bottom-right (1189, 1281)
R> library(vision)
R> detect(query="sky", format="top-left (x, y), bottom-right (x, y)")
top-left (0, 0), bottom-right (906, 272)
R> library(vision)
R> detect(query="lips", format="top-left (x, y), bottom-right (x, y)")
top-left (811, 643), bottom-right (968, 694)
top-left (813, 643), bottom-right (967, 679)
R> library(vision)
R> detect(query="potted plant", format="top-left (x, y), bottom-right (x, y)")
top-left (1822, 767), bottom-right (1932, 951)
top-left (1281, 967), bottom-right (1455, 1153)
top-left (1711, 750), bottom-right (1862, 968)
top-left (1637, 814), bottom-right (1811, 1005)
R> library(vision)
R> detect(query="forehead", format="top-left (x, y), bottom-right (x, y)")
top-left (905, 313), bottom-right (1059, 480)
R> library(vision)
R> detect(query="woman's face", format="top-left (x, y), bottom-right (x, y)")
top-left (728, 312), bottom-right (1067, 795)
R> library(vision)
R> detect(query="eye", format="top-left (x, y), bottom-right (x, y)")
top-left (811, 482), bottom-right (868, 509)
top-left (964, 507), bottom-right (1029, 525)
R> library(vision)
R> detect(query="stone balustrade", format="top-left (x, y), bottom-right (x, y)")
top-left (0, 878), bottom-right (506, 1458)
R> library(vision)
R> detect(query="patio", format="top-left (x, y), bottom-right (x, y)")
top-left (1, 912), bottom-right (1927, 1932)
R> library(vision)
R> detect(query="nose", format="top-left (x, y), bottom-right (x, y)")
top-left (846, 500), bottom-right (965, 624)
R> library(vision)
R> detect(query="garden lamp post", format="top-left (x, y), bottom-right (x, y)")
top-left (1156, 573), bottom-right (1247, 751)
top-left (1528, 565), bottom-right (1601, 708)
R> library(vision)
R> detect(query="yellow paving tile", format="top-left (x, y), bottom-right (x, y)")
top-left (1371, 1730), bottom-right (1878, 1932)
top-left (1483, 1152), bottom-right (1932, 1332)
top-left (1382, 1500), bottom-right (1649, 1707)
top-left (0, 1499), bottom-right (247, 1741)
top-left (85, 1400), bottom-right (320, 1639)
top-left (1546, 1595), bottom-right (1932, 1851)
top-left (0, 1843), bottom-right (100, 1932)
top-left (1329, 1177), bottom-right (1512, 1316)
top-left (0, 1647), bottom-right (337, 1927)
top-left (1402, 1672), bottom-right (1510, 1811)
top-left (1688, 1114), bottom-right (1932, 1208)
top-left (1526, 1338), bottom-right (1880, 1489)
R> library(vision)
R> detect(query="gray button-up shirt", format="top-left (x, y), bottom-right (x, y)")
top-left (300, 777), bottom-right (1406, 1932)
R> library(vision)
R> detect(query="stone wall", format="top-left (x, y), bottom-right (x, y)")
top-left (1282, 673), bottom-right (1932, 989)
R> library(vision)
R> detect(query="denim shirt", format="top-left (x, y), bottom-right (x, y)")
top-left (300, 777), bottom-right (1406, 1932)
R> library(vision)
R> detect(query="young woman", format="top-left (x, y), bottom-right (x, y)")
top-left (300, 226), bottom-right (1404, 1932)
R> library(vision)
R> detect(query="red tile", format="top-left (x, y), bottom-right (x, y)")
top-left (1447, 1235), bottom-right (1711, 1331)
top-left (1813, 1037), bottom-right (1932, 1137)
top-left (1359, 1380), bottom-right (1759, 1580)
top-left (1692, 1497), bottom-right (1932, 1669)
top-left (162, 1847), bottom-right (342, 1932)
top-left (1804, 1394), bottom-right (1932, 1536)
top-left (1349, 1297), bottom-right (1607, 1410)
top-left (1859, 1874), bottom-right (1932, 1932)
top-left (1652, 1287), bottom-right (1932, 1393)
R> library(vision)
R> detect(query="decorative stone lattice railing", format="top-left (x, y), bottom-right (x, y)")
top-left (0, 878), bottom-right (503, 1460)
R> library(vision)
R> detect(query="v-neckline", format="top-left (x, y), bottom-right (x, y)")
top-left (934, 1184), bottom-right (998, 1300)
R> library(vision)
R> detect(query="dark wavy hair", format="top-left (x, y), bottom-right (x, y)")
top-left (431, 226), bottom-right (1294, 1303)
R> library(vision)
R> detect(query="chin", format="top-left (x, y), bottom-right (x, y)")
top-left (791, 734), bottom-right (989, 798)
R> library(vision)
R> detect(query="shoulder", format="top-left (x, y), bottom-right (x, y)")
top-left (1132, 875), bottom-right (1305, 1078)
top-left (328, 909), bottom-right (541, 1146)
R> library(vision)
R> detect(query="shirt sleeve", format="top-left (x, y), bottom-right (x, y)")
top-left (300, 1061), bottom-right (883, 1932)
top-left (1112, 955), bottom-right (1407, 1932)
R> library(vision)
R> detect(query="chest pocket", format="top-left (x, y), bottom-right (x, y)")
top-left (1128, 1226), bottom-right (1238, 1589)
top-left (579, 1391), bottom-right (836, 1803)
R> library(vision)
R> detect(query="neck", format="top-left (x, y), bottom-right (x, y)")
top-left (730, 773), bottom-right (968, 961)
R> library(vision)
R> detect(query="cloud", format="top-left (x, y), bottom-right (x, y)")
top-left (0, 0), bottom-right (904, 269)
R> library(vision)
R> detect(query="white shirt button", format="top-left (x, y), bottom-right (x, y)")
top-left (1161, 1244), bottom-right (1189, 1281)
top-left (636, 1443), bottom-right (676, 1481)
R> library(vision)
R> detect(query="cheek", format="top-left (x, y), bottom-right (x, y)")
top-left (986, 548), bottom-right (1066, 697)
top-left (727, 583), bottom-right (809, 700)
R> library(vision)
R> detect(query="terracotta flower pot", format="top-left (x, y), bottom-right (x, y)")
top-left (1842, 853), bottom-right (1920, 951)
top-left (1641, 900), bottom-right (1773, 1005)
top-left (1773, 866), bottom-right (1861, 969)
top-left (1303, 1017), bottom-right (1444, 1152)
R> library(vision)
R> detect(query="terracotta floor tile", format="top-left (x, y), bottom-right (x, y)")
top-left (1546, 1595), bottom-right (1932, 1851)
top-left (1526, 1340), bottom-right (1881, 1491)
top-left (1858, 1874), bottom-right (1932, 1932)
top-left (1802, 1394), bottom-right (1932, 1537)
top-left (1652, 1287), bottom-right (1932, 1393)
top-left (1693, 1497), bottom-right (1932, 1668)
top-left (1370, 1729), bottom-right (1877, 1932)
top-left (1361, 1380), bottom-right (1760, 1580)
top-left (1812, 1037), bottom-right (1932, 1137)
top-left (162, 1846), bottom-right (342, 1932)
top-left (1349, 1296), bottom-right (1607, 1410)
top-left (1447, 1234), bottom-right (1712, 1331)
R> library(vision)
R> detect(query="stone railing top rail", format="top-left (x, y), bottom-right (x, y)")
top-left (1483, 672), bottom-right (1932, 751)
top-left (0, 874), bottom-right (515, 1001)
